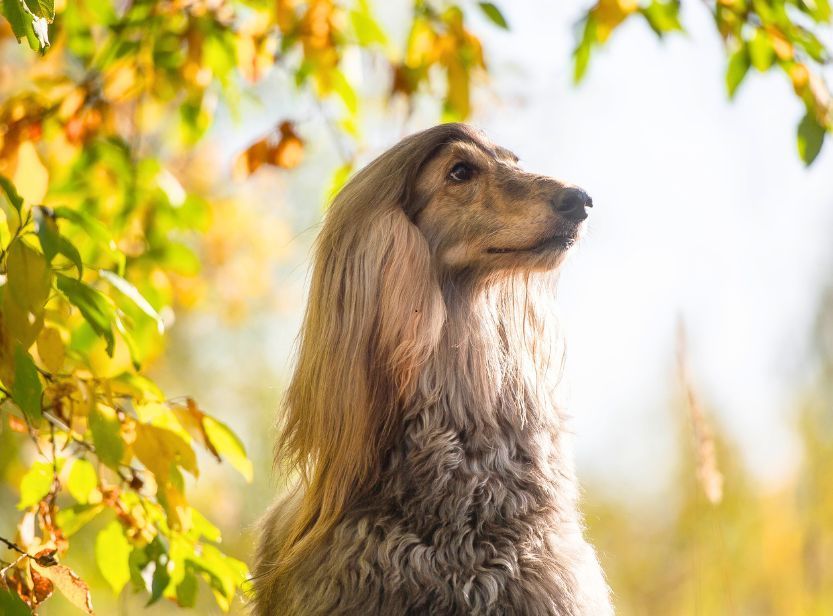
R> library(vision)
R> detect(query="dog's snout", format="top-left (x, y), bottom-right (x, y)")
top-left (553, 187), bottom-right (592, 221)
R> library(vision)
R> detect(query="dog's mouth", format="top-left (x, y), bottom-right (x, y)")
top-left (486, 230), bottom-right (580, 255)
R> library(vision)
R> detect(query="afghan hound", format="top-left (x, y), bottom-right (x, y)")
top-left (253, 123), bottom-right (611, 615)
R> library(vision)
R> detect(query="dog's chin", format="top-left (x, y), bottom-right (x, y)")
top-left (485, 224), bottom-right (584, 257)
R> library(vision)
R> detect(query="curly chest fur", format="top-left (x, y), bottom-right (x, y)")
top-left (274, 407), bottom-right (609, 616)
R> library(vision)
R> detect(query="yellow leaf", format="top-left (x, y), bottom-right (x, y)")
top-left (36, 327), bottom-right (64, 372)
top-left (12, 141), bottom-right (48, 204)
top-left (32, 563), bottom-right (94, 614)
top-left (592, 0), bottom-right (638, 43)
top-left (134, 423), bottom-right (199, 481)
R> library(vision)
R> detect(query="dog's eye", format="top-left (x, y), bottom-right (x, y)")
top-left (448, 162), bottom-right (473, 182)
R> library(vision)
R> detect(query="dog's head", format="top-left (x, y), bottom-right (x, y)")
top-left (406, 124), bottom-right (591, 274)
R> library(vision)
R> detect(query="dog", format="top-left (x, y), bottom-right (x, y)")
top-left (253, 123), bottom-right (611, 615)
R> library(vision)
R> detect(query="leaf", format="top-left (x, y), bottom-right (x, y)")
top-left (12, 345), bottom-right (42, 420)
top-left (54, 206), bottom-right (113, 247)
top-left (203, 416), bottom-right (253, 482)
top-left (330, 69), bottom-right (358, 116)
top-left (573, 16), bottom-right (597, 84)
top-left (36, 326), bottom-right (64, 372)
top-left (67, 458), bottom-right (98, 504)
top-left (6, 240), bottom-right (52, 316)
top-left (175, 567), bottom-right (199, 607)
top-left (99, 270), bottom-right (163, 333)
top-left (797, 112), bottom-right (825, 165)
top-left (0, 175), bottom-right (23, 213)
top-left (748, 28), bottom-right (774, 71)
top-left (18, 460), bottom-right (56, 509)
top-left (147, 557), bottom-right (170, 606)
top-left (726, 45), bottom-right (750, 99)
top-left (641, 0), bottom-right (682, 37)
top-left (189, 507), bottom-right (222, 542)
top-left (0, 588), bottom-right (30, 615)
top-left (56, 504), bottom-right (104, 536)
top-left (36, 211), bottom-right (83, 276)
top-left (23, 0), bottom-right (54, 19)
top-left (173, 398), bottom-right (221, 462)
top-left (134, 423), bottom-right (199, 481)
top-left (89, 405), bottom-right (124, 469)
top-left (31, 563), bottom-right (94, 614)
top-left (12, 141), bottom-right (48, 202)
top-left (478, 2), bottom-right (509, 29)
top-left (1, 0), bottom-right (40, 50)
top-left (110, 371), bottom-right (164, 402)
top-left (56, 274), bottom-right (116, 355)
top-left (188, 544), bottom-right (248, 610)
top-left (274, 121), bottom-right (304, 169)
top-left (95, 520), bottom-right (132, 595)
top-left (350, 2), bottom-right (388, 46)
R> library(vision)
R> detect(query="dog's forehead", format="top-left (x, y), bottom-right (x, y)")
top-left (434, 137), bottom-right (518, 165)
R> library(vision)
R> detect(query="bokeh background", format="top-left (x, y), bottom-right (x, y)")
top-left (2, 0), bottom-right (833, 614)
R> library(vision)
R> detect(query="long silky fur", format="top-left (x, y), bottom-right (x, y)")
top-left (253, 124), bottom-right (612, 615)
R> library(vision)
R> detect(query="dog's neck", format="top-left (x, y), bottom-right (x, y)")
top-left (411, 273), bottom-right (564, 434)
top-left (378, 272), bottom-right (578, 539)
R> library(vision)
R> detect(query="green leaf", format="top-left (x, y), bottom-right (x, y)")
top-left (0, 175), bottom-right (23, 213)
top-left (189, 507), bottom-right (222, 542)
top-left (18, 460), bottom-right (60, 509)
top-left (56, 503), bottom-right (105, 536)
top-left (23, 0), bottom-right (54, 19)
top-left (12, 345), bottom-right (42, 420)
top-left (54, 206), bottom-right (113, 247)
top-left (36, 211), bottom-right (83, 276)
top-left (330, 69), bottom-right (358, 116)
top-left (175, 567), bottom-right (199, 608)
top-left (573, 16), bottom-right (597, 84)
top-left (158, 241), bottom-right (201, 276)
top-left (1, 0), bottom-right (40, 49)
top-left (188, 544), bottom-right (248, 610)
top-left (349, 1), bottom-right (388, 46)
top-left (67, 458), bottom-right (98, 504)
top-left (0, 587), bottom-right (31, 616)
top-left (56, 274), bottom-right (116, 355)
top-left (748, 29), bottom-right (774, 71)
top-left (99, 270), bottom-right (163, 333)
top-left (478, 2), bottom-right (509, 29)
top-left (203, 416), bottom-right (253, 482)
top-left (89, 405), bottom-right (124, 469)
top-left (96, 520), bottom-right (132, 595)
top-left (147, 556), bottom-right (171, 606)
top-left (641, 0), bottom-right (682, 37)
top-left (726, 45), bottom-right (750, 99)
top-left (797, 112), bottom-right (825, 165)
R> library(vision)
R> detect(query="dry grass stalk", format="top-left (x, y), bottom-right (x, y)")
top-left (676, 320), bottom-right (724, 505)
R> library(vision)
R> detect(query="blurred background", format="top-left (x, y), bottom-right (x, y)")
top-left (2, 0), bottom-right (833, 614)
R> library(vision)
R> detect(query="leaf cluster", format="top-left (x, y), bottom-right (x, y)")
top-left (573, 0), bottom-right (833, 164)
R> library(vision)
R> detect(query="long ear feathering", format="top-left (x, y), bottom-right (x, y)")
top-left (270, 126), bottom-right (475, 576)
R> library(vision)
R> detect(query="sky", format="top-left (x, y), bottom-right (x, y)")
top-left (210, 0), bottom-right (833, 502)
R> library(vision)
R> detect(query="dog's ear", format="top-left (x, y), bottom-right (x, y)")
top-left (275, 201), bottom-right (444, 572)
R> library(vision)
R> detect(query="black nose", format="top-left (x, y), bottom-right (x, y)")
top-left (554, 187), bottom-right (592, 221)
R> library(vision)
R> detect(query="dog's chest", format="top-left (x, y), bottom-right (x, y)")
top-left (331, 420), bottom-right (569, 612)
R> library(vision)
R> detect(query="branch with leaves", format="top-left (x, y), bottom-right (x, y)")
top-left (0, 0), bottom-right (500, 613)
top-left (573, 0), bottom-right (833, 164)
